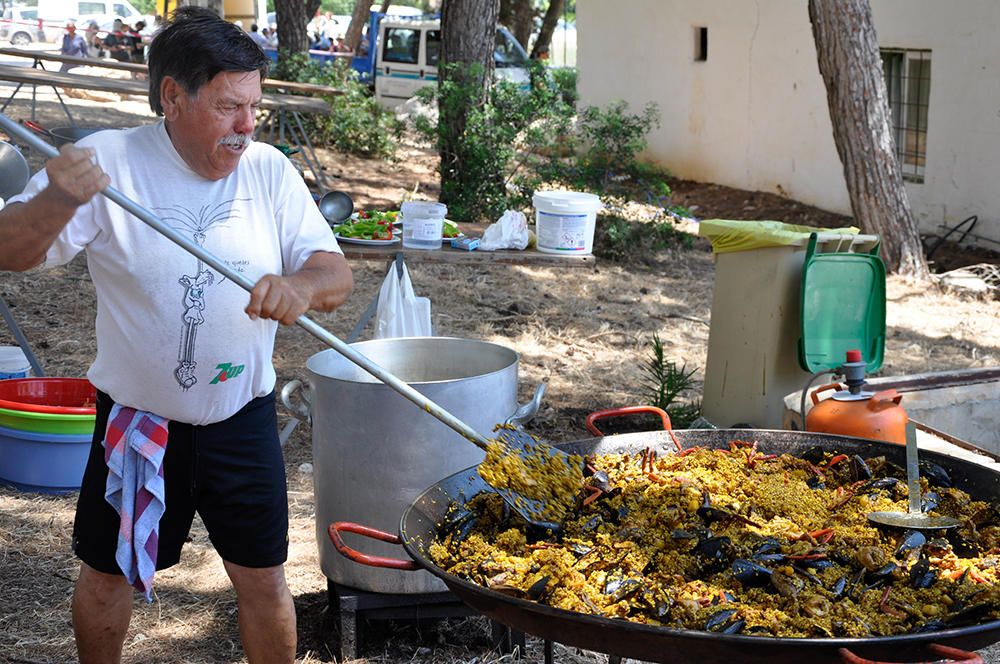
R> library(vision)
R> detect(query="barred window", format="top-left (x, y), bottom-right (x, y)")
top-left (881, 49), bottom-right (931, 183)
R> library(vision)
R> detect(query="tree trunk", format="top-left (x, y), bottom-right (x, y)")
top-left (345, 0), bottom-right (375, 53)
top-left (808, 0), bottom-right (930, 279)
top-left (275, 0), bottom-right (314, 53)
top-left (511, 0), bottom-right (533, 51)
top-left (531, 0), bottom-right (564, 59)
top-left (498, 0), bottom-right (513, 30)
top-left (439, 0), bottom-right (499, 210)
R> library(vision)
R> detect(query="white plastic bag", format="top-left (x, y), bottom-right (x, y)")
top-left (374, 262), bottom-right (433, 338)
top-left (478, 210), bottom-right (529, 251)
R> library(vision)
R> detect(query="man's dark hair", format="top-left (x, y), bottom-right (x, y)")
top-left (147, 6), bottom-right (269, 116)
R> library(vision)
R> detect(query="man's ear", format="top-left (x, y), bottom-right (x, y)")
top-left (160, 77), bottom-right (185, 121)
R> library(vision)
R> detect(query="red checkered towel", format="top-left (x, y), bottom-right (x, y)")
top-left (102, 404), bottom-right (169, 602)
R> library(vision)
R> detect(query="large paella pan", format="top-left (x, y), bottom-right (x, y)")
top-left (332, 429), bottom-right (1000, 663)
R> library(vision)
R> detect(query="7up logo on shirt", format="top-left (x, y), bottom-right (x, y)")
top-left (211, 362), bottom-right (245, 384)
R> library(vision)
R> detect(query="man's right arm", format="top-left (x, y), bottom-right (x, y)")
top-left (0, 145), bottom-right (110, 272)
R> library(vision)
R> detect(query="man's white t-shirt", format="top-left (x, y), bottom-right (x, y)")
top-left (12, 121), bottom-right (341, 425)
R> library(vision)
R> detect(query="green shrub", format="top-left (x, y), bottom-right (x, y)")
top-left (579, 100), bottom-right (660, 185)
top-left (271, 52), bottom-right (403, 160)
top-left (594, 212), bottom-right (694, 263)
top-left (413, 61), bottom-right (575, 221)
top-left (549, 66), bottom-right (578, 107)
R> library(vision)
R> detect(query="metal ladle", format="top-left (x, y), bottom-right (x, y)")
top-left (0, 111), bottom-right (579, 531)
top-left (318, 190), bottom-right (354, 225)
top-left (868, 421), bottom-right (961, 530)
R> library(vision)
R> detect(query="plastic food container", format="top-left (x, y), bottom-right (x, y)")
top-left (532, 190), bottom-right (602, 255)
top-left (401, 201), bottom-right (447, 250)
top-left (0, 346), bottom-right (30, 379)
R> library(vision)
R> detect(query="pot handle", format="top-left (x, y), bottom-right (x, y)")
top-left (585, 406), bottom-right (682, 453)
top-left (328, 522), bottom-right (420, 571)
top-left (280, 379), bottom-right (312, 422)
top-left (838, 644), bottom-right (983, 664)
top-left (811, 382), bottom-right (844, 406)
top-left (505, 382), bottom-right (546, 427)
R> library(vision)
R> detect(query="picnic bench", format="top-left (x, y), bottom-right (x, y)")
top-left (0, 47), bottom-right (342, 189)
top-left (0, 47), bottom-right (345, 96)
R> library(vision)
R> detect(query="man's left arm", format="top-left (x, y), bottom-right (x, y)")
top-left (245, 251), bottom-right (354, 325)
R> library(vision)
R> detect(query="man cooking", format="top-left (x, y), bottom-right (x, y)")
top-left (0, 7), bottom-right (353, 664)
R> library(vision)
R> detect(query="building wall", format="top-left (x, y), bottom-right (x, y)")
top-left (577, 0), bottom-right (1000, 246)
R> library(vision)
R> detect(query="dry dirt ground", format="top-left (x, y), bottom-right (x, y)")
top-left (1, 89), bottom-right (999, 664)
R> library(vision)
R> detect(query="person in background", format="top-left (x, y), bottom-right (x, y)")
top-left (0, 7), bottom-right (353, 663)
top-left (59, 20), bottom-right (88, 71)
top-left (84, 20), bottom-right (102, 57)
top-left (330, 36), bottom-right (349, 53)
top-left (128, 21), bottom-right (146, 63)
top-left (101, 19), bottom-right (129, 62)
top-left (248, 22), bottom-right (268, 49)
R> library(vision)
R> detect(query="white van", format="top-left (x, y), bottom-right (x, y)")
top-left (373, 16), bottom-right (530, 109)
top-left (37, 0), bottom-right (147, 28)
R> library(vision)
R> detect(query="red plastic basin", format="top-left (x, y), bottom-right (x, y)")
top-left (0, 378), bottom-right (97, 415)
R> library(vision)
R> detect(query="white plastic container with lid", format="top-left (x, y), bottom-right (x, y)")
top-left (0, 346), bottom-right (30, 379)
top-left (401, 201), bottom-right (448, 250)
top-left (532, 190), bottom-right (602, 255)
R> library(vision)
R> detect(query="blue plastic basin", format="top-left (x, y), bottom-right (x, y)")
top-left (0, 423), bottom-right (92, 494)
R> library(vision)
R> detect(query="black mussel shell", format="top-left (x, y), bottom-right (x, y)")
top-left (919, 461), bottom-right (953, 488)
top-left (705, 608), bottom-right (739, 632)
top-left (851, 454), bottom-right (873, 481)
top-left (806, 475), bottom-right (826, 490)
top-left (895, 530), bottom-right (927, 557)
top-left (800, 446), bottom-right (828, 465)
top-left (527, 574), bottom-right (550, 600)
top-left (731, 559), bottom-right (773, 587)
top-left (695, 536), bottom-right (734, 569)
top-left (830, 575), bottom-right (848, 599)
top-left (909, 556), bottom-right (937, 589)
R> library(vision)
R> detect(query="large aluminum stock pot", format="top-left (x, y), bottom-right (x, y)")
top-left (282, 336), bottom-right (543, 593)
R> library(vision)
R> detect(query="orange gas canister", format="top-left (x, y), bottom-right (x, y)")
top-left (805, 350), bottom-right (908, 445)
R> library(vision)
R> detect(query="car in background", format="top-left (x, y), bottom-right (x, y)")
top-left (0, 6), bottom-right (59, 45)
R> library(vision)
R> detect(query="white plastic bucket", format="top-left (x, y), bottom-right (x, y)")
top-left (401, 200), bottom-right (448, 250)
top-left (0, 347), bottom-right (30, 380)
top-left (533, 190), bottom-right (602, 255)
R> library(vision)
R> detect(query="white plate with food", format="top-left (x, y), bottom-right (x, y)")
top-left (333, 233), bottom-right (401, 246)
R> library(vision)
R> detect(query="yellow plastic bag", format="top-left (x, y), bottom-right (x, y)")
top-left (698, 219), bottom-right (860, 254)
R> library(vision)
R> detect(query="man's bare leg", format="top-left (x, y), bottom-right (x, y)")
top-left (73, 562), bottom-right (133, 664)
top-left (224, 561), bottom-right (296, 664)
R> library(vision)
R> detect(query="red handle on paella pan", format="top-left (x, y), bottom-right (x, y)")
top-left (328, 521), bottom-right (419, 571)
top-left (838, 644), bottom-right (983, 664)
top-left (585, 406), bottom-right (682, 452)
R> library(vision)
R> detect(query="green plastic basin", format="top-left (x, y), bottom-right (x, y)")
top-left (0, 406), bottom-right (96, 435)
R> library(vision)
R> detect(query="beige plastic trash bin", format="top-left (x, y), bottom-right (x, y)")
top-left (699, 221), bottom-right (878, 428)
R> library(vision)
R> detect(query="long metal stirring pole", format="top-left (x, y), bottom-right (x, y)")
top-left (0, 112), bottom-right (491, 449)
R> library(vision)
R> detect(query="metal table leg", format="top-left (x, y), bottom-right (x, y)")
top-left (0, 295), bottom-right (45, 377)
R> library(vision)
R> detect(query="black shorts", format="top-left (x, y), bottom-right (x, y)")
top-left (72, 390), bottom-right (288, 573)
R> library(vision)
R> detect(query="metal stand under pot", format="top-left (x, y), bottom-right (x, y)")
top-left (327, 580), bottom-right (531, 661)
